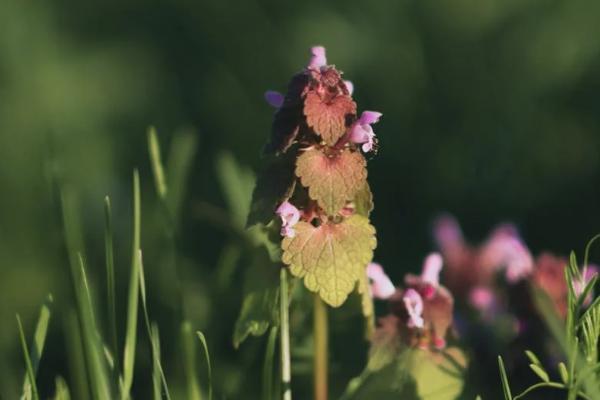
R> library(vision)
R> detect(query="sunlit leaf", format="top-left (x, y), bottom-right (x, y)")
top-left (296, 148), bottom-right (367, 215)
top-left (282, 215), bottom-right (376, 307)
top-left (408, 347), bottom-right (467, 400)
top-left (304, 91), bottom-right (356, 145)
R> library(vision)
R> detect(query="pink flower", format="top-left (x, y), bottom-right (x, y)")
top-left (264, 90), bottom-right (284, 108)
top-left (308, 46), bottom-right (327, 70)
top-left (574, 264), bottom-right (598, 302)
top-left (469, 286), bottom-right (495, 312)
top-left (276, 201), bottom-right (300, 238)
top-left (480, 225), bottom-right (533, 283)
top-left (367, 262), bottom-right (396, 299)
top-left (403, 288), bottom-right (424, 328)
top-left (422, 253), bottom-right (443, 287)
top-left (349, 111), bottom-right (382, 152)
top-left (344, 80), bottom-right (354, 95)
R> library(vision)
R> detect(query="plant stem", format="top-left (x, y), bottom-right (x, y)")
top-left (280, 268), bottom-right (292, 400)
top-left (314, 295), bottom-right (328, 400)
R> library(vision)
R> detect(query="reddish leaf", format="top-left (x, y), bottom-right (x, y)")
top-left (304, 91), bottom-right (356, 145)
top-left (296, 148), bottom-right (367, 215)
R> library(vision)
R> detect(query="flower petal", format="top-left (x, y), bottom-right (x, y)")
top-left (264, 90), bottom-right (284, 108)
top-left (344, 80), bottom-right (354, 95)
top-left (421, 253), bottom-right (443, 287)
top-left (358, 111), bottom-right (382, 125)
top-left (367, 263), bottom-right (396, 299)
top-left (403, 288), bottom-right (424, 328)
top-left (308, 46), bottom-right (327, 69)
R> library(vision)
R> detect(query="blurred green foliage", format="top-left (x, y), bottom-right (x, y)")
top-left (1, 0), bottom-right (600, 398)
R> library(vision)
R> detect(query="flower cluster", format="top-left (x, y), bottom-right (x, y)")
top-left (368, 253), bottom-right (455, 351)
top-left (251, 46), bottom-right (382, 307)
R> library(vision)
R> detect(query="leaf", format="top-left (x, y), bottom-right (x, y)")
top-left (247, 152), bottom-right (297, 228)
top-left (53, 377), bottom-right (71, 400)
top-left (524, 350), bottom-right (541, 366)
top-left (233, 247), bottom-right (280, 347)
top-left (558, 362), bottom-right (569, 384)
top-left (264, 73), bottom-right (309, 154)
top-left (497, 356), bottom-right (513, 400)
top-left (353, 182), bottom-right (374, 217)
top-left (408, 347), bottom-right (467, 400)
top-left (357, 270), bottom-right (375, 338)
top-left (148, 126), bottom-right (168, 200)
top-left (296, 148), bottom-right (367, 215)
top-left (304, 91), bottom-right (356, 145)
top-left (16, 315), bottom-right (39, 400)
top-left (529, 364), bottom-right (549, 382)
top-left (282, 215), bottom-right (376, 307)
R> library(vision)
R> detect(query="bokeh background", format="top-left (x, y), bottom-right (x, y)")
top-left (1, 0), bottom-right (600, 398)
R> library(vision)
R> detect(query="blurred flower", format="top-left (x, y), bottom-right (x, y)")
top-left (479, 224), bottom-right (533, 283)
top-left (469, 286), bottom-right (495, 312)
top-left (367, 262), bottom-right (396, 299)
top-left (344, 80), bottom-right (354, 95)
top-left (403, 288), bottom-right (424, 328)
top-left (405, 252), bottom-right (443, 299)
top-left (349, 111), bottom-right (382, 152)
top-left (308, 46), bottom-right (327, 70)
top-left (532, 253), bottom-right (570, 318)
top-left (574, 265), bottom-right (598, 300)
top-left (264, 90), bottom-right (284, 108)
top-left (276, 201), bottom-right (300, 238)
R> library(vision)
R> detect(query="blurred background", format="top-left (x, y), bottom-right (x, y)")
top-left (1, 0), bottom-right (600, 398)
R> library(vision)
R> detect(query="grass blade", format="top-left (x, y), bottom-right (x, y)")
top-left (64, 310), bottom-right (90, 400)
top-left (148, 126), bottom-right (168, 201)
top-left (151, 323), bottom-right (162, 400)
top-left (21, 294), bottom-right (53, 400)
top-left (498, 356), bottom-right (512, 400)
top-left (104, 196), bottom-right (119, 375)
top-left (16, 314), bottom-right (39, 400)
top-left (138, 250), bottom-right (171, 400)
top-left (54, 376), bottom-right (71, 400)
top-left (166, 129), bottom-right (198, 222)
top-left (121, 170), bottom-right (141, 400)
top-left (262, 326), bottom-right (278, 400)
top-left (181, 321), bottom-right (202, 400)
top-left (196, 331), bottom-right (213, 400)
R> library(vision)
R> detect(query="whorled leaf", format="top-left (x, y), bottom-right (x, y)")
top-left (304, 91), bottom-right (356, 146)
top-left (296, 148), bottom-right (367, 215)
top-left (281, 215), bottom-right (376, 307)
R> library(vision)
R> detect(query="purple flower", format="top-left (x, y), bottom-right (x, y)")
top-left (403, 288), bottom-right (424, 328)
top-left (469, 286), bottom-right (495, 312)
top-left (421, 252), bottom-right (443, 288)
top-left (276, 201), bottom-right (300, 238)
top-left (480, 225), bottom-right (533, 283)
top-left (349, 111), bottom-right (382, 152)
top-left (367, 262), bottom-right (396, 299)
top-left (574, 264), bottom-right (598, 302)
top-left (264, 90), bottom-right (284, 108)
top-left (308, 46), bottom-right (327, 70)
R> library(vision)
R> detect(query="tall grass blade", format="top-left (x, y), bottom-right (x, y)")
top-left (16, 314), bottom-right (39, 400)
top-left (262, 326), bottom-right (278, 400)
top-left (151, 323), bottom-right (162, 400)
top-left (181, 321), bottom-right (202, 400)
top-left (21, 294), bottom-right (53, 400)
top-left (54, 376), bottom-right (71, 400)
top-left (166, 130), bottom-right (197, 222)
top-left (148, 126), bottom-right (168, 201)
top-left (138, 250), bottom-right (171, 400)
top-left (196, 331), bottom-right (213, 400)
top-left (64, 310), bottom-right (90, 400)
top-left (121, 170), bottom-right (141, 400)
top-left (498, 356), bottom-right (512, 400)
top-left (104, 196), bottom-right (119, 375)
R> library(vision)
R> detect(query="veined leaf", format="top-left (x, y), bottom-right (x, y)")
top-left (296, 148), bottom-right (367, 215)
top-left (304, 91), bottom-right (356, 145)
top-left (282, 215), bottom-right (376, 307)
top-left (408, 347), bottom-right (467, 400)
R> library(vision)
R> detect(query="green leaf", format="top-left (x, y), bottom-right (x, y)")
top-left (282, 215), bottom-right (376, 307)
top-left (558, 362), bottom-right (569, 384)
top-left (353, 182), bottom-right (374, 217)
top-left (104, 196), bottom-right (119, 376)
top-left (21, 294), bottom-right (53, 400)
top-left (525, 350), bottom-right (541, 366)
top-left (16, 315), bottom-right (39, 400)
top-left (165, 129), bottom-right (198, 221)
top-left (121, 170), bottom-right (141, 400)
top-left (53, 376), bottom-right (71, 400)
top-left (357, 270), bottom-right (375, 338)
top-left (408, 347), bottom-right (467, 400)
top-left (498, 356), bottom-right (513, 400)
top-left (296, 148), bottom-right (367, 215)
top-left (216, 151), bottom-right (255, 228)
top-left (233, 248), bottom-right (280, 347)
top-left (181, 322), bottom-right (202, 400)
top-left (148, 126), bottom-right (168, 200)
top-left (529, 364), bottom-right (549, 382)
top-left (262, 327), bottom-right (278, 400)
top-left (196, 331), bottom-right (213, 400)
top-left (304, 91), bottom-right (356, 145)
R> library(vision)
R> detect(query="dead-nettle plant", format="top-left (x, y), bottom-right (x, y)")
top-left (246, 46), bottom-right (382, 399)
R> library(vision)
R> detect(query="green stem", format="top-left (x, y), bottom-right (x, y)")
top-left (314, 295), bottom-right (328, 400)
top-left (513, 382), bottom-right (592, 400)
top-left (280, 268), bottom-right (292, 400)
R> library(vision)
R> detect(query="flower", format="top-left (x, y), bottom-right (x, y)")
top-left (573, 264), bottom-right (598, 302)
top-left (479, 224), bottom-right (533, 283)
top-left (349, 111), bottom-right (382, 152)
top-left (343, 80), bottom-right (354, 95)
top-left (405, 252), bottom-right (443, 299)
top-left (264, 90), bottom-right (284, 108)
top-left (469, 286), bottom-right (495, 312)
top-left (403, 288), bottom-right (424, 328)
top-left (308, 46), bottom-right (327, 70)
top-left (276, 201), bottom-right (300, 238)
top-left (367, 262), bottom-right (396, 299)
